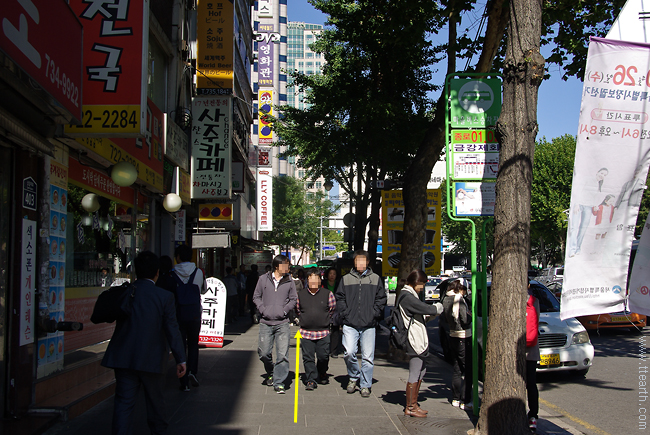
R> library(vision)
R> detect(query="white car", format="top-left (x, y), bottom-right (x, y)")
top-left (424, 276), bottom-right (443, 303)
top-left (530, 280), bottom-right (594, 375)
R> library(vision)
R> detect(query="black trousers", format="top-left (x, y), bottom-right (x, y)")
top-left (179, 319), bottom-right (201, 386)
top-left (526, 359), bottom-right (539, 419)
top-left (113, 368), bottom-right (167, 435)
top-left (301, 335), bottom-right (330, 383)
top-left (449, 336), bottom-right (472, 403)
top-left (330, 325), bottom-right (343, 355)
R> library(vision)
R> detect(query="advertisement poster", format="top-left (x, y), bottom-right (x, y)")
top-left (382, 189), bottom-right (442, 277)
top-left (453, 182), bottom-right (496, 216)
top-left (562, 37), bottom-right (650, 320)
top-left (199, 277), bottom-right (227, 348)
top-left (630, 215), bottom-right (650, 315)
top-left (258, 90), bottom-right (274, 144)
top-left (191, 97), bottom-right (232, 199)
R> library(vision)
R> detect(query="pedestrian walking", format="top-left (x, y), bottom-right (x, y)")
top-left (246, 264), bottom-right (260, 322)
top-left (396, 269), bottom-right (444, 417)
top-left (253, 254), bottom-right (298, 393)
top-left (442, 279), bottom-right (473, 410)
top-left (335, 250), bottom-right (387, 398)
top-left (171, 244), bottom-right (207, 391)
top-left (297, 270), bottom-right (336, 390)
top-left (223, 267), bottom-right (239, 324)
top-left (155, 255), bottom-right (176, 293)
top-left (102, 251), bottom-right (186, 435)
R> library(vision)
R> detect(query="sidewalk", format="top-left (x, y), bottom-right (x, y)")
top-left (42, 317), bottom-right (585, 435)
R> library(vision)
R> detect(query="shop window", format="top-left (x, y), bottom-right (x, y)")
top-left (148, 38), bottom-right (168, 110)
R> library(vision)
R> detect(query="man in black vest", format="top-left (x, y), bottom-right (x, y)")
top-left (296, 270), bottom-right (336, 390)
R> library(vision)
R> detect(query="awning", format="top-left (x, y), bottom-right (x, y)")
top-left (192, 233), bottom-right (230, 249)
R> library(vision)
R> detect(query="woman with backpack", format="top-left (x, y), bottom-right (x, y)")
top-left (442, 279), bottom-right (473, 410)
top-left (396, 269), bottom-right (443, 418)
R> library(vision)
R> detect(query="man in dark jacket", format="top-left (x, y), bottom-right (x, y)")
top-left (335, 250), bottom-right (387, 398)
top-left (253, 254), bottom-right (298, 394)
top-left (102, 251), bottom-right (186, 435)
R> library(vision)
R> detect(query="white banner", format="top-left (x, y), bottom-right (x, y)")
top-left (630, 218), bottom-right (650, 315)
top-left (257, 169), bottom-right (273, 231)
top-left (199, 277), bottom-right (227, 348)
top-left (191, 97), bottom-right (232, 199)
top-left (561, 37), bottom-right (650, 320)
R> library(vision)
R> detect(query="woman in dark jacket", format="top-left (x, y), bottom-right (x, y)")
top-left (156, 255), bottom-right (177, 294)
top-left (397, 269), bottom-right (443, 418)
top-left (442, 279), bottom-right (473, 410)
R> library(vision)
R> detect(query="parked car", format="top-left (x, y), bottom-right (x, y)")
top-left (424, 276), bottom-right (443, 303)
top-left (538, 266), bottom-right (564, 285)
top-left (577, 310), bottom-right (646, 332)
top-left (437, 279), bottom-right (594, 376)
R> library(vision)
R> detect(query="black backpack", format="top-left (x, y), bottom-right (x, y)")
top-left (171, 268), bottom-right (202, 322)
top-left (90, 282), bottom-right (136, 324)
top-left (385, 293), bottom-right (413, 350)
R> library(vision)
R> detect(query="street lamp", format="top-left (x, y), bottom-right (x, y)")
top-left (323, 180), bottom-right (334, 192)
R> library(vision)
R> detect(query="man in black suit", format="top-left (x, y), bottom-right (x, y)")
top-left (102, 251), bottom-right (186, 435)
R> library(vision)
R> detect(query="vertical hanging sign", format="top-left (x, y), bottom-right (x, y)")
top-left (20, 220), bottom-right (36, 346)
top-left (258, 89), bottom-right (274, 144)
top-left (196, 0), bottom-right (234, 94)
top-left (256, 24), bottom-right (276, 87)
top-left (191, 97), bottom-right (232, 199)
top-left (257, 146), bottom-right (273, 231)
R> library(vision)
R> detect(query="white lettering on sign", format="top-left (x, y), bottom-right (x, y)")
top-left (3, 0), bottom-right (41, 68)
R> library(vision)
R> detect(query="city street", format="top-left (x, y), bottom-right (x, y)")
top-left (421, 299), bottom-right (646, 435)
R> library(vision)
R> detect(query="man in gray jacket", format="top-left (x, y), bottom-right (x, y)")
top-left (335, 250), bottom-right (387, 398)
top-left (253, 254), bottom-right (298, 393)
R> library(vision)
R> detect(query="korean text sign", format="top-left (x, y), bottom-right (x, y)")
top-left (0, 0), bottom-right (83, 120)
top-left (66, 0), bottom-right (147, 137)
top-left (258, 90), bottom-right (273, 144)
top-left (200, 277), bottom-right (227, 347)
top-left (196, 0), bottom-right (234, 94)
top-left (191, 97), bottom-right (232, 199)
top-left (256, 24), bottom-right (275, 87)
top-left (449, 78), bottom-right (501, 128)
top-left (562, 37), bottom-right (650, 320)
top-left (20, 220), bottom-right (36, 346)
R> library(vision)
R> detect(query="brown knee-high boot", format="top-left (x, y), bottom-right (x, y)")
top-left (404, 383), bottom-right (427, 418)
top-left (414, 379), bottom-right (428, 414)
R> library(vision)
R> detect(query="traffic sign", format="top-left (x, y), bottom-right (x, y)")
top-left (322, 245), bottom-right (335, 251)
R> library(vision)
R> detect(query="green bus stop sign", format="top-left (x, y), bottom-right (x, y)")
top-left (449, 78), bottom-right (502, 128)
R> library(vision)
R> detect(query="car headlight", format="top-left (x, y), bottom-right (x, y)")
top-left (571, 331), bottom-right (590, 345)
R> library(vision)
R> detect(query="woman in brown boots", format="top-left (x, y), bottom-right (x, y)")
top-left (395, 270), bottom-right (443, 417)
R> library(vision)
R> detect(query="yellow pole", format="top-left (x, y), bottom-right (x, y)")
top-left (294, 330), bottom-right (302, 423)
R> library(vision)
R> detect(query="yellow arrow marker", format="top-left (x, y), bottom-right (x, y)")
top-left (294, 329), bottom-right (302, 423)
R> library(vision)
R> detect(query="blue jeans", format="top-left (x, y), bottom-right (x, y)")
top-left (342, 325), bottom-right (376, 389)
top-left (258, 322), bottom-right (290, 387)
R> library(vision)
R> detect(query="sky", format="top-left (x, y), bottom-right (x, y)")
top-left (286, 0), bottom-right (585, 141)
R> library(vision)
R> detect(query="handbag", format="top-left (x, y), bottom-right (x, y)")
top-left (90, 282), bottom-right (136, 324)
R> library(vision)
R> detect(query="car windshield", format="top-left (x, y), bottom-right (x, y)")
top-left (530, 283), bottom-right (560, 313)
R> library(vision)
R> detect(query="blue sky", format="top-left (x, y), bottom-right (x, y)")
top-left (286, 1), bottom-right (585, 141)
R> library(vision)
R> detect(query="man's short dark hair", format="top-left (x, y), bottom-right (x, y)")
top-left (353, 250), bottom-right (369, 261)
top-left (175, 244), bottom-right (192, 262)
top-left (251, 264), bottom-right (258, 272)
top-left (226, 266), bottom-right (233, 274)
top-left (135, 251), bottom-right (160, 280)
top-left (272, 254), bottom-right (289, 270)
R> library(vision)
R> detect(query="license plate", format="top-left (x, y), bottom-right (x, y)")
top-left (540, 354), bottom-right (560, 366)
top-left (610, 316), bottom-right (629, 322)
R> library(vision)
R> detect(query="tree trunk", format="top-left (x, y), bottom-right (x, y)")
top-left (398, 0), bottom-right (509, 284)
top-left (367, 189), bottom-right (382, 268)
top-left (474, 0), bottom-right (544, 433)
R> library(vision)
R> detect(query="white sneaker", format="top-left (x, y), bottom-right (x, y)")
top-left (460, 402), bottom-right (473, 411)
top-left (451, 400), bottom-right (461, 408)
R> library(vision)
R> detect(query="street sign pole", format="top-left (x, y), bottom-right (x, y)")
top-left (445, 72), bottom-right (501, 415)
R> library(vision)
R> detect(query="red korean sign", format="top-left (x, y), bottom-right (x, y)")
top-left (0, 0), bottom-right (83, 120)
top-left (68, 157), bottom-right (136, 206)
top-left (66, 0), bottom-right (147, 137)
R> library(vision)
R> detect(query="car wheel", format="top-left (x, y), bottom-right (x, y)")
top-left (574, 368), bottom-right (589, 377)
